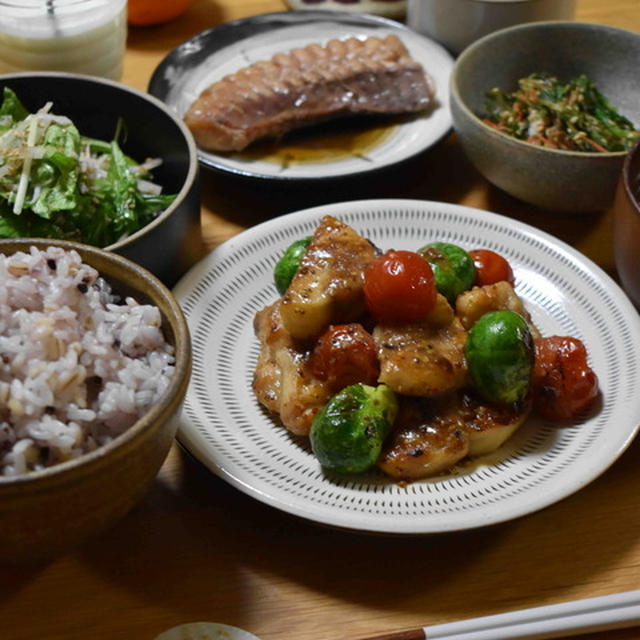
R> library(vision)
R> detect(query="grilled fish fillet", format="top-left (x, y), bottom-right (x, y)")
top-left (184, 35), bottom-right (435, 152)
top-left (280, 215), bottom-right (377, 341)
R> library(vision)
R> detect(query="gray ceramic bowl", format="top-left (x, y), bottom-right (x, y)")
top-left (612, 139), bottom-right (640, 308)
top-left (450, 22), bottom-right (640, 212)
top-left (0, 238), bottom-right (191, 563)
top-left (0, 72), bottom-right (201, 285)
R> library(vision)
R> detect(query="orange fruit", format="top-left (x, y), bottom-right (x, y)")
top-left (128, 0), bottom-right (193, 26)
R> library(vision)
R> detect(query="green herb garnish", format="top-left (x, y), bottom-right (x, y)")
top-left (483, 72), bottom-right (640, 152)
top-left (0, 87), bottom-right (176, 246)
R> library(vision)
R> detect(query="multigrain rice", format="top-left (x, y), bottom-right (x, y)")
top-left (0, 246), bottom-right (175, 476)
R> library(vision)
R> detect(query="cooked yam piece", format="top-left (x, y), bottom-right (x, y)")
top-left (458, 392), bottom-right (530, 457)
top-left (280, 215), bottom-right (377, 341)
top-left (184, 35), bottom-right (434, 152)
top-left (377, 391), bottom-right (530, 480)
top-left (253, 301), bottom-right (332, 435)
top-left (373, 295), bottom-right (468, 397)
top-left (422, 291), bottom-right (457, 329)
top-left (456, 281), bottom-right (541, 338)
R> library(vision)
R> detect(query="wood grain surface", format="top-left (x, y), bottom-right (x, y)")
top-left (2, 2), bottom-right (639, 639)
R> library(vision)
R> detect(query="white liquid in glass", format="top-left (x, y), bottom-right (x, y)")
top-left (0, 0), bottom-right (127, 80)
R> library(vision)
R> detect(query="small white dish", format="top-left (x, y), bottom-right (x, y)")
top-left (173, 199), bottom-right (640, 535)
top-left (154, 622), bottom-right (260, 640)
top-left (408, 0), bottom-right (575, 54)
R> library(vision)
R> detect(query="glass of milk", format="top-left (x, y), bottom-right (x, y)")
top-left (0, 0), bottom-right (127, 80)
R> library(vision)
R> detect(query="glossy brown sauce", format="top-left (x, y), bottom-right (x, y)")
top-left (235, 116), bottom-right (404, 167)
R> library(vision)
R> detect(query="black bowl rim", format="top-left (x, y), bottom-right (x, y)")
top-left (0, 237), bottom-right (192, 489)
top-left (450, 20), bottom-right (640, 161)
top-left (0, 70), bottom-right (199, 251)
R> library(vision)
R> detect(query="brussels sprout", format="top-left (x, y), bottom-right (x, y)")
top-left (310, 383), bottom-right (398, 474)
top-left (418, 241), bottom-right (476, 303)
top-left (465, 310), bottom-right (534, 404)
top-left (274, 236), bottom-right (311, 295)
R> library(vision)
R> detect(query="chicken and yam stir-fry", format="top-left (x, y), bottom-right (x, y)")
top-left (253, 216), bottom-right (599, 481)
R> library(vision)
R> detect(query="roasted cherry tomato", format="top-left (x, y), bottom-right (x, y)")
top-left (469, 249), bottom-right (515, 286)
top-left (363, 250), bottom-right (437, 323)
top-left (311, 324), bottom-right (379, 392)
top-left (532, 336), bottom-right (599, 421)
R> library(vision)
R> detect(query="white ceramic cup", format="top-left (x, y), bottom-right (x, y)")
top-left (407, 0), bottom-right (575, 54)
top-left (0, 0), bottom-right (127, 80)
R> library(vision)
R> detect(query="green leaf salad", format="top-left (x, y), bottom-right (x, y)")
top-left (483, 73), bottom-right (640, 153)
top-left (0, 87), bottom-right (176, 246)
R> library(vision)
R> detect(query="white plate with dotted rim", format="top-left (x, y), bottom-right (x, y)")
top-left (148, 11), bottom-right (453, 182)
top-left (173, 199), bottom-right (640, 534)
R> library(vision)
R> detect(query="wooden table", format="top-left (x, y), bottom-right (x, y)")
top-left (3, 2), bottom-right (639, 639)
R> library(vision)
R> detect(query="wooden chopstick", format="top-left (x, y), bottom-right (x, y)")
top-left (357, 589), bottom-right (640, 640)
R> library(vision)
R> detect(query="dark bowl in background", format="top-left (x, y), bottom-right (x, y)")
top-left (612, 139), bottom-right (640, 308)
top-left (0, 72), bottom-right (201, 286)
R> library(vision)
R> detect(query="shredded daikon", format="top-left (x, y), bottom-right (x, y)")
top-left (12, 113), bottom-right (40, 215)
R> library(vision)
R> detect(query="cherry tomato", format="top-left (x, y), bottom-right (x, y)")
top-left (469, 249), bottom-right (515, 287)
top-left (363, 250), bottom-right (437, 323)
top-left (311, 324), bottom-right (379, 392)
top-left (532, 336), bottom-right (599, 421)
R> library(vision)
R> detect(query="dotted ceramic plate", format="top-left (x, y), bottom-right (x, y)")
top-left (173, 200), bottom-right (640, 534)
top-left (148, 11), bottom-right (453, 182)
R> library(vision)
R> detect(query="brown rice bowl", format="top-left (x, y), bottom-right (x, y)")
top-left (0, 245), bottom-right (175, 476)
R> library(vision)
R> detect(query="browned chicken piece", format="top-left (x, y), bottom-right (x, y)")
top-left (377, 392), bottom-right (531, 481)
top-left (253, 300), bottom-right (332, 435)
top-left (184, 35), bottom-right (434, 152)
top-left (373, 294), bottom-right (468, 397)
top-left (280, 215), bottom-right (377, 341)
top-left (377, 395), bottom-right (469, 480)
top-left (455, 281), bottom-right (541, 338)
